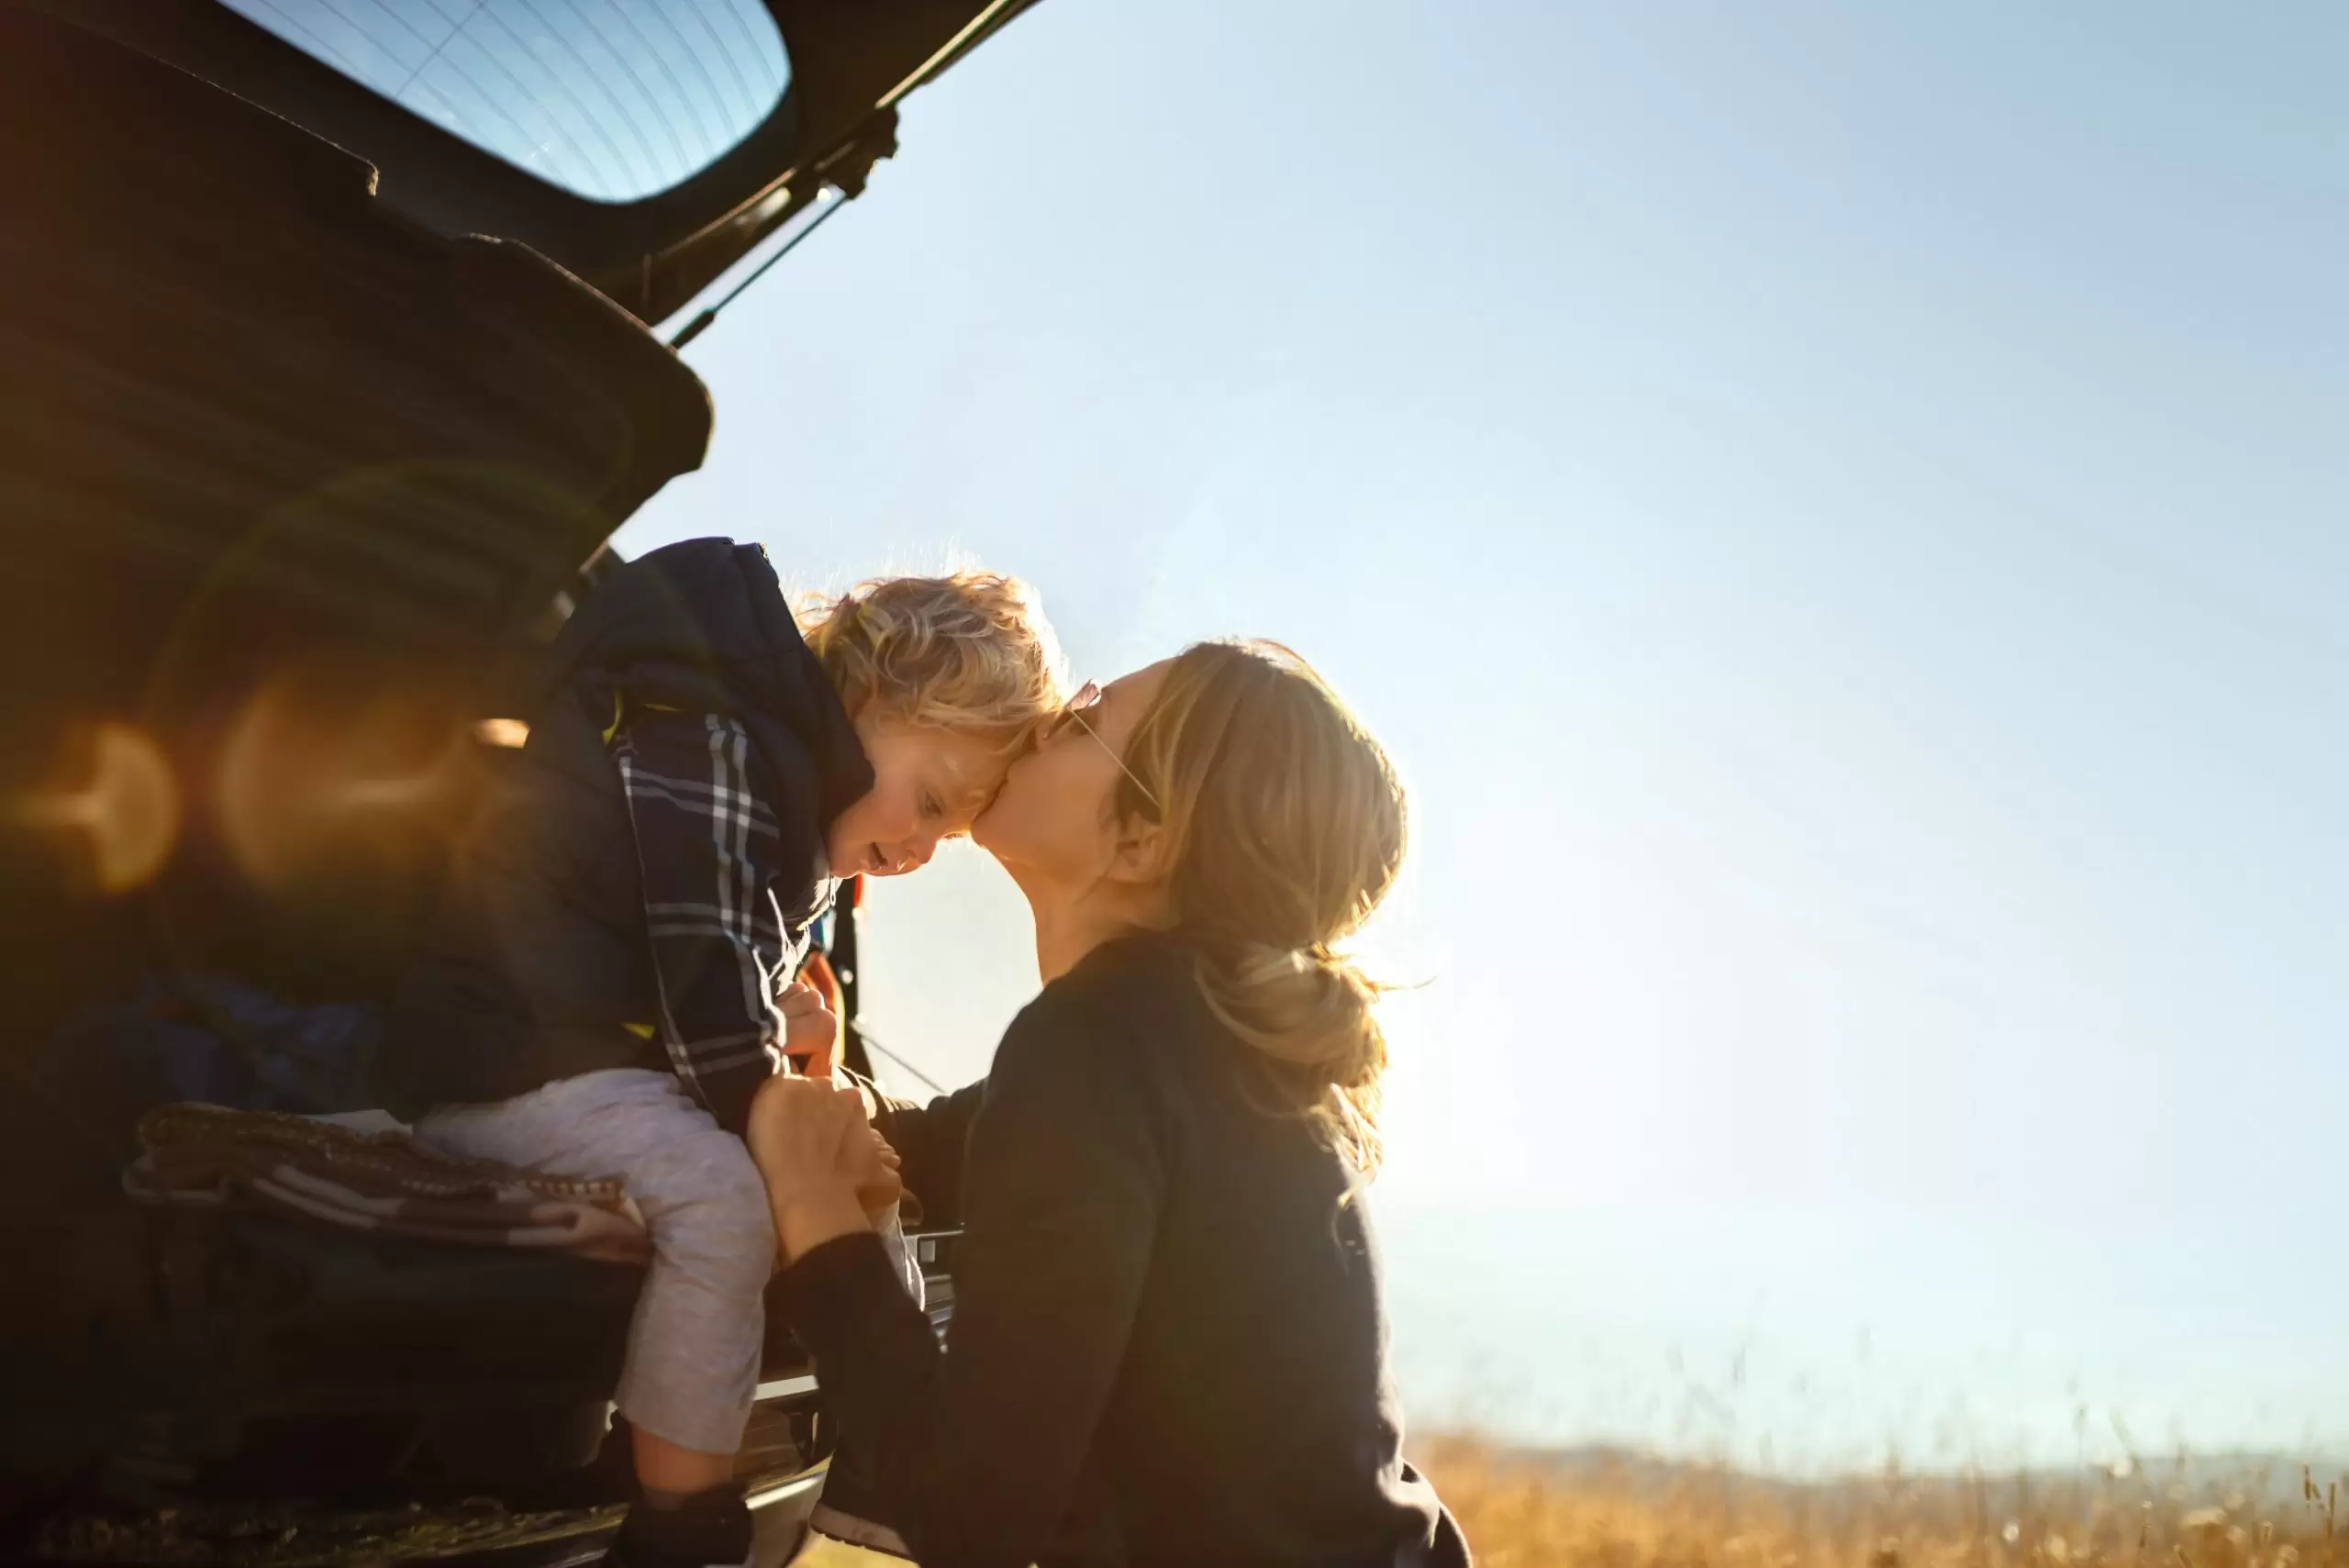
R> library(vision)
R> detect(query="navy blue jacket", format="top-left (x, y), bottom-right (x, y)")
top-left (377, 539), bottom-right (873, 1129)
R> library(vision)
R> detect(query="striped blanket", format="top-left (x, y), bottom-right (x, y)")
top-left (125, 1102), bottom-right (650, 1262)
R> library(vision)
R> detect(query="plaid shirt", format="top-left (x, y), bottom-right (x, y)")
top-left (610, 705), bottom-right (836, 1134)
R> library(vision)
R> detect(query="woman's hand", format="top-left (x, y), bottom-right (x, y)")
top-left (748, 1073), bottom-right (899, 1263)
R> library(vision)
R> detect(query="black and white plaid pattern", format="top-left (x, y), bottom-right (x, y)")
top-left (613, 707), bottom-right (834, 1134)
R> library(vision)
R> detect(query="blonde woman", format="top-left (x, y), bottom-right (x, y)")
top-left (751, 642), bottom-right (1471, 1567)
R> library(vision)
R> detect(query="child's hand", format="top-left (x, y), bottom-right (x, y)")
top-left (777, 979), bottom-right (840, 1078)
top-left (849, 1125), bottom-right (905, 1220)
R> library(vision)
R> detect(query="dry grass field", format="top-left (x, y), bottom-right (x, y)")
top-left (28, 1430), bottom-right (2340, 1564)
top-left (1414, 1438), bottom-right (2343, 1568)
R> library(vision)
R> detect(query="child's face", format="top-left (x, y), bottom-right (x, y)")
top-left (827, 715), bottom-right (1011, 879)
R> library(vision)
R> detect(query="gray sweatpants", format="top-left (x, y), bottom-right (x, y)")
top-left (416, 1068), bottom-right (919, 1456)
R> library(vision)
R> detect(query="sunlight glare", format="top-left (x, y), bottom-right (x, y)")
top-left (6, 722), bottom-right (181, 894)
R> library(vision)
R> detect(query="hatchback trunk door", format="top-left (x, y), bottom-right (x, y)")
top-left (17, 0), bottom-right (1042, 325)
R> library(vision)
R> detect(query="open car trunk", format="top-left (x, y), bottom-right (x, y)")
top-left (0, 4), bottom-right (1016, 1559)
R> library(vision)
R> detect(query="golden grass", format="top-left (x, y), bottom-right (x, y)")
top-left (1415, 1438), bottom-right (2343, 1568)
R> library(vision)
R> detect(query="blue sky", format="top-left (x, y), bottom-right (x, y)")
top-left (615, 1), bottom-right (2348, 1467)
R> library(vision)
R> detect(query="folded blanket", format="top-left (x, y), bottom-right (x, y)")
top-left (125, 1102), bottom-right (650, 1263)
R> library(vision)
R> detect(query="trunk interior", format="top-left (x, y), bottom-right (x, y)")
top-left (0, 10), bottom-right (845, 1547)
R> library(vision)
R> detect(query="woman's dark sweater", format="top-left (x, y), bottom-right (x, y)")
top-left (774, 933), bottom-right (1471, 1568)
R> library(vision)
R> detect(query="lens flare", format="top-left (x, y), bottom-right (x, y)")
top-left (472, 717), bottom-right (529, 749)
top-left (216, 678), bottom-right (471, 888)
top-left (6, 723), bottom-right (182, 893)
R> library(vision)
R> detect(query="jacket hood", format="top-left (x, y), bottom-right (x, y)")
top-left (540, 537), bottom-right (874, 829)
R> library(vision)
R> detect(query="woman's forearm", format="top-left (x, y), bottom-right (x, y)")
top-left (771, 1185), bottom-right (870, 1264)
top-left (872, 1077), bottom-right (987, 1229)
top-left (773, 999), bottom-right (1163, 1565)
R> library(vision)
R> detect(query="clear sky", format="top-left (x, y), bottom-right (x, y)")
top-left (615, 1), bottom-right (2348, 1469)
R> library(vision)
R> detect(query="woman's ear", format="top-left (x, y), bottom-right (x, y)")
top-left (1102, 815), bottom-right (1170, 888)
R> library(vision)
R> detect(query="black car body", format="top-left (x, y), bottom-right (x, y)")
top-left (0, 4), bottom-right (1035, 1560)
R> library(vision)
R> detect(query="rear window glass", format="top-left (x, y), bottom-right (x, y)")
top-left (219, 1), bottom-right (790, 203)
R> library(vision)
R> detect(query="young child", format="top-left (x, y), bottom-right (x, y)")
top-left (375, 538), bottom-right (1061, 1568)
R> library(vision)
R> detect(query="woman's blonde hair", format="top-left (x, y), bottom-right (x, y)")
top-left (1119, 640), bottom-right (1408, 1176)
top-left (798, 572), bottom-right (1065, 747)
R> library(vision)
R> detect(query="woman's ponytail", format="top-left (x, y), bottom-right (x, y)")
top-left (1194, 941), bottom-right (1390, 1175)
top-left (1119, 643), bottom-right (1408, 1177)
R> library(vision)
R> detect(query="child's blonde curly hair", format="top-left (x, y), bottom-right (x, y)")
top-left (797, 571), bottom-right (1066, 750)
